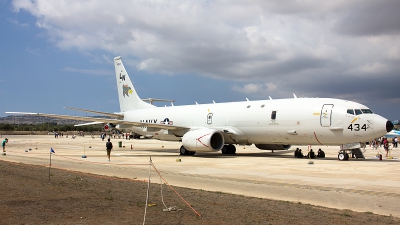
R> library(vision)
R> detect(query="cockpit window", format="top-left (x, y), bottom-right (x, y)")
top-left (354, 109), bottom-right (362, 115)
top-left (347, 109), bottom-right (354, 115)
top-left (361, 109), bottom-right (373, 114)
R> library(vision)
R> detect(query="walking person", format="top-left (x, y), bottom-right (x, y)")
top-left (106, 138), bottom-right (113, 162)
top-left (2, 138), bottom-right (8, 153)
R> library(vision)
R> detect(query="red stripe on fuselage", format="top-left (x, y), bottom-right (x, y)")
top-left (314, 132), bottom-right (323, 145)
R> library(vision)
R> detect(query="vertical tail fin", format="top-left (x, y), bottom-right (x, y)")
top-left (114, 56), bottom-right (154, 112)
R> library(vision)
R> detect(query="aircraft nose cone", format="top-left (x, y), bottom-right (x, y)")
top-left (386, 121), bottom-right (394, 132)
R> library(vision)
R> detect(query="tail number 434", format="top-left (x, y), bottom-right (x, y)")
top-left (348, 124), bottom-right (367, 131)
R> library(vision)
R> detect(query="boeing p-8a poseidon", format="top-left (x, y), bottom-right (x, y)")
top-left (6, 56), bottom-right (393, 160)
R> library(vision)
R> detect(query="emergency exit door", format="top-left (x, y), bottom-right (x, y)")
top-left (320, 104), bottom-right (334, 127)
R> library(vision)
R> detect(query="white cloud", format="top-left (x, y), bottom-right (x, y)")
top-left (233, 83), bottom-right (262, 94)
top-left (265, 82), bottom-right (278, 92)
top-left (8, 18), bottom-right (29, 27)
top-left (10, 0), bottom-right (400, 104)
top-left (25, 47), bottom-right (40, 55)
top-left (232, 82), bottom-right (278, 95)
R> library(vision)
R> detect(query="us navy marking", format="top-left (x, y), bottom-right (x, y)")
top-left (140, 119), bottom-right (158, 123)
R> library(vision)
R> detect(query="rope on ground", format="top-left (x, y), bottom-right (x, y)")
top-left (143, 157), bottom-right (152, 225)
top-left (160, 173), bottom-right (181, 212)
top-left (151, 162), bottom-right (202, 218)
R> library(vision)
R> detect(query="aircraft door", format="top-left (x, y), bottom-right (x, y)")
top-left (207, 113), bottom-right (213, 125)
top-left (320, 104), bottom-right (334, 127)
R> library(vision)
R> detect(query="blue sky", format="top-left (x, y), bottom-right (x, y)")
top-left (1, 0), bottom-right (400, 120)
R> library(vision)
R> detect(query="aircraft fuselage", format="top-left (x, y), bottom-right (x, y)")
top-left (126, 98), bottom-right (388, 147)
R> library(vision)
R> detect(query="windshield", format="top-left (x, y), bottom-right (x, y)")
top-left (361, 109), bottom-right (373, 114)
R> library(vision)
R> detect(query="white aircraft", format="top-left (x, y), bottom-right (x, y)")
top-left (6, 56), bottom-right (394, 160)
top-left (384, 129), bottom-right (400, 139)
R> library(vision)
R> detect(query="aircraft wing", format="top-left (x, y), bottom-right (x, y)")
top-left (4, 112), bottom-right (188, 130)
top-left (63, 107), bottom-right (124, 119)
top-left (74, 121), bottom-right (104, 127)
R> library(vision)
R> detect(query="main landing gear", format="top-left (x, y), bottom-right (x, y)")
top-left (179, 144), bottom-right (237, 155)
top-left (221, 144), bottom-right (236, 154)
top-left (179, 146), bottom-right (196, 155)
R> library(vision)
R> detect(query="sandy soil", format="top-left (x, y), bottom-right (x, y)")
top-left (1, 160), bottom-right (399, 225)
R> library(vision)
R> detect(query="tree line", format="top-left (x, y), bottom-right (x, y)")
top-left (0, 123), bottom-right (103, 133)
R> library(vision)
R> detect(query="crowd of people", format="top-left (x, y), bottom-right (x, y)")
top-left (294, 148), bottom-right (325, 159)
top-left (370, 136), bottom-right (398, 157)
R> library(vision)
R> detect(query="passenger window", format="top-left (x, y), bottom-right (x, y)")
top-left (347, 109), bottom-right (354, 115)
top-left (271, 111), bottom-right (277, 120)
top-left (355, 109), bottom-right (362, 115)
top-left (361, 109), bottom-right (373, 114)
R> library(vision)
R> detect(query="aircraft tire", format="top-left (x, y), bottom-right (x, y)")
top-left (221, 145), bottom-right (229, 154)
top-left (344, 153), bottom-right (349, 160)
top-left (338, 152), bottom-right (346, 161)
top-left (228, 144), bottom-right (236, 154)
top-left (180, 146), bottom-right (189, 155)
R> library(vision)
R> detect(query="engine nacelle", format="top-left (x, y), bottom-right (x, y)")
top-left (255, 144), bottom-right (292, 150)
top-left (182, 129), bottom-right (224, 152)
top-left (103, 123), bottom-right (116, 131)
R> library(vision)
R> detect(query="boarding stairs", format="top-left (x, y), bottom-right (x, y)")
top-left (351, 148), bottom-right (365, 159)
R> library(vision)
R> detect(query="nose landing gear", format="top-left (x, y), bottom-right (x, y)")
top-left (337, 150), bottom-right (349, 161)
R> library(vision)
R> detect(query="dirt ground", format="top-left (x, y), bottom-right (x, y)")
top-left (0, 160), bottom-right (399, 225)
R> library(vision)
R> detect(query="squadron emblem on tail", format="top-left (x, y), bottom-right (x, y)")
top-left (122, 84), bottom-right (132, 97)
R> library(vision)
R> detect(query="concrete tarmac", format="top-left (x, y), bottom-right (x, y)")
top-left (1, 135), bottom-right (400, 217)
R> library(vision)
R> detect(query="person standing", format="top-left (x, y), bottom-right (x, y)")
top-left (2, 138), bottom-right (8, 153)
top-left (383, 138), bottom-right (389, 157)
top-left (106, 138), bottom-right (113, 162)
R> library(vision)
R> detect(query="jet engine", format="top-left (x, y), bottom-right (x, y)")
top-left (255, 144), bottom-right (292, 150)
top-left (103, 123), bottom-right (116, 131)
top-left (182, 129), bottom-right (224, 152)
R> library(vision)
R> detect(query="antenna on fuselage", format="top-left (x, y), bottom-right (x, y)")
top-left (293, 93), bottom-right (297, 98)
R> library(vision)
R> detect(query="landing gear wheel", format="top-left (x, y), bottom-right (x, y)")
top-left (180, 146), bottom-right (188, 155)
top-left (345, 153), bottom-right (349, 160)
top-left (221, 145), bottom-right (229, 154)
top-left (338, 152), bottom-right (346, 161)
top-left (228, 144), bottom-right (236, 154)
